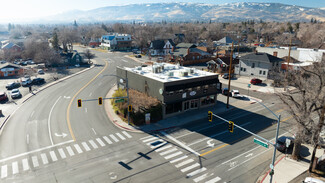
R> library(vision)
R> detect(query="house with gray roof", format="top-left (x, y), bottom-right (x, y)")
top-left (235, 52), bottom-right (283, 78)
top-left (214, 36), bottom-right (237, 46)
top-left (172, 43), bottom-right (212, 65)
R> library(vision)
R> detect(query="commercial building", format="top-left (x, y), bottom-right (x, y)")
top-left (100, 33), bottom-right (132, 51)
top-left (116, 63), bottom-right (222, 118)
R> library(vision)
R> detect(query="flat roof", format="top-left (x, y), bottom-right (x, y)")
top-left (124, 63), bottom-right (218, 83)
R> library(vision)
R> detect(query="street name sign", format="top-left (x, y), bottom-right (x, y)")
top-left (115, 99), bottom-right (125, 103)
top-left (254, 138), bottom-right (269, 148)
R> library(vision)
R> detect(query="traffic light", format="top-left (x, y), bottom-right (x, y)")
top-left (98, 97), bottom-right (103, 105)
top-left (128, 105), bottom-right (132, 112)
top-left (77, 99), bottom-right (82, 108)
top-left (208, 111), bottom-right (213, 122)
top-left (228, 121), bottom-right (234, 133)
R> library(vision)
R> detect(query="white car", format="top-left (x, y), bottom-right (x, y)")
top-left (11, 89), bottom-right (21, 99)
top-left (231, 90), bottom-right (242, 98)
top-left (303, 177), bottom-right (325, 183)
top-left (38, 69), bottom-right (44, 74)
top-left (22, 78), bottom-right (32, 86)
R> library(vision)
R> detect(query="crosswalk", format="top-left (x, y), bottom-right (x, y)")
top-left (0, 131), bottom-right (132, 179)
top-left (141, 135), bottom-right (222, 183)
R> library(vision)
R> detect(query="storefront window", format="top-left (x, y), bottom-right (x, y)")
top-left (166, 102), bottom-right (182, 114)
top-left (201, 95), bottom-right (215, 106)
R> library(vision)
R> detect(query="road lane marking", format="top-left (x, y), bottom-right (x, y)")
top-left (12, 162), bottom-right (18, 175)
top-left (160, 148), bottom-right (177, 156)
top-left (74, 144), bottom-right (83, 154)
top-left (200, 144), bottom-right (229, 157)
top-left (122, 131), bottom-right (132, 138)
top-left (91, 128), bottom-right (97, 135)
top-left (85, 108), bottom-right (88, 113)
top-left (228, 148), bottom-right (270, 171)
top-left (41, 153), bottom-right (49, 164)
top-left (122, 59), bottom-right (128, 63)
top-left (22, 158), bottom-right (29, 171)
top-left (31, 156), bottom-right (39, 167)
top-left (109, 134), bottom-right (119, 142)
top-left (89, 140), bottom-right (98, 149)
top-left (58, 148), bottom-right (67, 158)
top-left (96, 138), bottom-right (106, 147)
top-left (67, 61), bottom-right (108, 141)
top-left (220, 146), bottom-right (260, 165)
top-left (142, 136), bottom-right (158, 143)
top-left (26, 134), bottom-right (29, 144)
top-left (82, 142), bottom-right (91, 151)
top-left (30, 111), bottom-right (35, 117)
top-left (116, 133), bottom-right (126, 140)
top-left (66, 146), bottom-right (75, 156)
top-left (89, 92), bottom-right (92, 96)
top-left (170, 155), bottom-right (188, 163)
top-left (103, 136), bottom-right (113, 144)
top-left (175, 159), bottom-right (194, 168)
top-left (48, 96), bottom-right (62, 145)
top-left (155, 144), bottom-right (172, 152)
top-left (164, 151), bottom-right (183, 160)
top-left (205, 176), bottom-right (222, 183)
top-left (181, 163), bottom-right (200, 173)
top-left (1, 165), bottom-right (7, 178)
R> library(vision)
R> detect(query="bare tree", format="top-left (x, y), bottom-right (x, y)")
top-left (83, 49), bottom-right (95, 63)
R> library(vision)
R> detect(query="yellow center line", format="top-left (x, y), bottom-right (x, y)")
top-left (66, 61), bottom-right (108, 141)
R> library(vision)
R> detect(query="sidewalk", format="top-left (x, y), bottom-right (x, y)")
top-left (104, 85), bottom-right (260, 133)
top-left (258, 144), bottom-right (324, 183)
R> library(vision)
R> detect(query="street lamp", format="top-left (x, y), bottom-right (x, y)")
top-left (249, 98), bottom-right (281, 183)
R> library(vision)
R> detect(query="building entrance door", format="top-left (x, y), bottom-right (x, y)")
top-left (190, 99), bottom-right (198, 109)
top-left (4, 71), bottom-right (8, 77)
top-left (183, 101), bottom-right (190, 111)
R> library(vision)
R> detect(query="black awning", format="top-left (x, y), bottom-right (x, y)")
top-left (165, 78), bottom-right (219, 91)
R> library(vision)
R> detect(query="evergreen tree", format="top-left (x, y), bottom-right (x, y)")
top-left (51, 31), bottom-right (59, 51)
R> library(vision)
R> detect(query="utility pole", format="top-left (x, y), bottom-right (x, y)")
top-left (284, 37), bottom-right (292, 91)
top-left (226, 42), bottom-right (234, 108)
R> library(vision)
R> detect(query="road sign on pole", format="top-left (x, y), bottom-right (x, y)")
top-left (254, 138), bottom-right (269, 148)
top-left (115, 99), bottom-right (125, 103)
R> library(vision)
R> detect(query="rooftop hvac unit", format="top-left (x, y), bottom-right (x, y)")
top-left (183, 71), bottom-right (188, 77)
top-left (136, 66), bottom-right (142, 70)
top-left (190, 68), bottom-right (195, 74)
top-left (168, 71), bottom-right (174, 77)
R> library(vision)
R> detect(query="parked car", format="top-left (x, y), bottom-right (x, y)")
top-left (0, 92), bottom-right (8, 102)
top-left (303, 177), bottom-right (325, 183)
top-left (223, 73), bottom-right (234, 79)
top-left (135, 54), bottom-right (142, 58)
top-left (13, 61), bottom-right (20, 65)
top-left (250, 78), bottom-right (262, 85)
top-left (231, 90), bottom-right (241, 98)
top-left (32, 78), bottom-right (45, 85)
top-left (0, 60), bottom-right (7, 64)
top-left (158, 57), bottom-right (164, 61)
top-left (276, 136), bottom-right (294, 152)
top-left (5, 82), bottom-right (21, 90)
top-left (11, 89), bottom-right (21, 99)
top-left (20, 61), bottom-right (28, 66)
top-left (38, 69), bottom-right (45, 74)
top-left (21, 78), bottom-right (32, 86)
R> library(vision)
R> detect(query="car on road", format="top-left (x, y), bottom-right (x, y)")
top-left (5, 82), bottom-right (21, 90)
top-left (135, 54), bottom-right (142, 58)
top-left (222, 88), bottom-right (230, 96)
top-left (11, 89), bottom-right (21, 99)
top-left (223, 73), bottom-right (234, 79)
top-left (276, 136), bottom-right (294, 152)
top-left (0, 92), bottom-right (8, 102)
top-left (250, 78), bottom-right (262, 85)
top-left (32, 78), bottom-right (45, 85)
top-left (231, 90), bottom-right (241, 98)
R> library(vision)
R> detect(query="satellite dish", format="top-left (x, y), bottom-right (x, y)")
top-left (159, 88), bottom-right (163, 95)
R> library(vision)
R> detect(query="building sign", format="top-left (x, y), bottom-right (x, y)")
top-left (145, 113), bottom-right (150, 124)
top-left (190, 91), bottom-right (196, 96)
top-left (182, 93), bottom-right (187, 98)
top-left (1, 68), bottom-right (14, 72)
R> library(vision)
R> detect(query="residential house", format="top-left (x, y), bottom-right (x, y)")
top-left (89, 38), bottom-right (101, 48)
top-left (235, 52), bottom-right (283, 78)
top-left (61, 51), bottom-right (83, 65)
top-left (216, 57), bottom-right (239, 73)
top-left (172, 43), bottom-right (212, 65)
top-left (149, 39), bottom-right (175, 57)
top-left (100, 33), bottom-right (132, 51)
top-left (214, 36), bottom-right (237, 47)
top-left (1, 42), bottom-right (22, 52)
top-left (0, 63), bottom-right (23, 78)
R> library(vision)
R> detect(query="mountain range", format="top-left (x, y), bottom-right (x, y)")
top-left (38, 2), bottom-right (325, 24)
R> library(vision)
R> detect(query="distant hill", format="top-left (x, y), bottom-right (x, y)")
top-left (37, 2), bottom-right (325, 24)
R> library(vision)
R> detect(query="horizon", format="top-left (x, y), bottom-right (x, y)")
top-left (1, 0), bottom-right (325, 24)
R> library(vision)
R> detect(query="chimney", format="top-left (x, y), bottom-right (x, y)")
top-left (273, 51), bottom-right (278, 57)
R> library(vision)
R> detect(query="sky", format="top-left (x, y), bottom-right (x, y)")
top-left (1, 0), bottom-right (325, 23)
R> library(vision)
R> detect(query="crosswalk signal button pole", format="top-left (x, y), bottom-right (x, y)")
top-left (208, 111), bottom-right (213, 122)
top-left (229, 121), bottom-right (234, 133)
top-left (98, 97), bottom-right (103, 105)
top-left (77, 99), bottom-right (82, 108)
top-left (128, 105), bottom-right (132, 112)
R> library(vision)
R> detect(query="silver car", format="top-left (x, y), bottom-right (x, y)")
top-left (11, 89), bottom-right (21, 99)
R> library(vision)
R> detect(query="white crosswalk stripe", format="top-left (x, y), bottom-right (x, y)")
top-left (142, 136), bottom-right (158, 143)
top-left (175, 159), bottom-right (194, 168)
top-left (205, 176), bottom-right (221, 183)
top-left (50, 151), bottom-right (58, 161)
top-left (12, 162), bottom-right (18, 175)
top-left (186, 167), bottom-right (206, 177)
top-left (41, 153), bottom-right (49, 165)
top-left (103, 136), bottom-right (112, 144)
top-left (160, 148), bottom-right (177, 156)
top-left (155, 144), bottom-right (172, 152)
top-left (22, 158), bottom-right (29, 171)
top-left (193, 173), bottom-right (209, 182)
top-left (122, 131), bottom-right (132, 138)
top-left (31, 156), bottom-right (39, 167)
top-left (109, 134), bottom-right (119, 142)
top-left (140, 135), bottom-right (153, 140)
top-left (74, 144), bottom-right (83, 154)
top-left (66, 146), bottom-right (75, 156)
top-left (164, 151), bottom-right (183, 160)
top-left (89, 140), bottom-right (98, 149)
top-left (116, 133), bottom-right (126, 140)
top-left (58, 148), bottom-right (67, 159)
top-left (96, 138), bottom-right (106, 147)
top-left (170, 155), bottom-right (188, 164)
top-left (1, 165), bottom-right (7, 178)
top-left (82, 142), bottom-right (91, 151)
top-left (181, 163), bottom-right (199, 172)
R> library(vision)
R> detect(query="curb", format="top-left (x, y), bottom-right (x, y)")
top-left (260, 155), bottom-right (286, 183)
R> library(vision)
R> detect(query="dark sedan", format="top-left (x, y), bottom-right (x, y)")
top-left (6, 82), bottom-right (21, 90)
top-left (276, 136), bottom-right (294, 152)
top-left (32, 78), bottom-right (45, 85)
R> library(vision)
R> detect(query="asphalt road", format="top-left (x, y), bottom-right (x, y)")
top-left (0, 47), bottom-right (295, 183)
